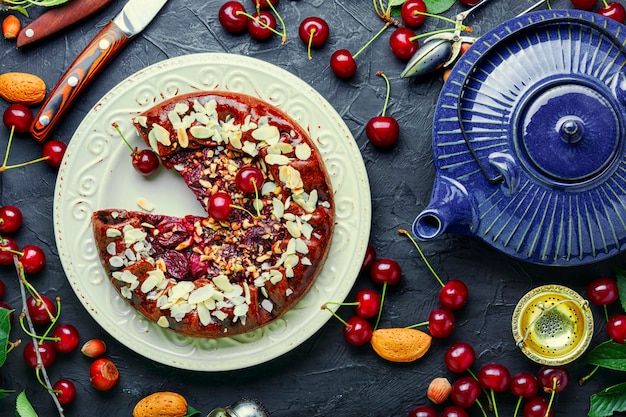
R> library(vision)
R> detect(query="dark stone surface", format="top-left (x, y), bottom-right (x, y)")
top-left (0, 1), bottom-right (625, 416)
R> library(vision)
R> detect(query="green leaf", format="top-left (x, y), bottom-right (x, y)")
top-left (585, 341), bottom-right (626, 371)
top-left (424, 0), bottom-right (456, 15)
top-left (589, 382), bottom-right (626, 417)
top-left (185, 406), bottom-right (202, 417)
top-left (615, 267), bottom-right (626, 313)
top-left (16, 391), bottom-right (38, 417)
top-left (0, 307), bottom-right (11, 368)
top-left (389, 0), bottom-right (405, 7)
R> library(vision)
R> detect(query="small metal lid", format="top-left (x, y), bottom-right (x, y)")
top-left (512, 284), bottom-right (594, 365)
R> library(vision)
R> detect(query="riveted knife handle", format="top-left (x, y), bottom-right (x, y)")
top-left (31, 21), bottom-right (130, 143)
top-left (17, 0), bottom-right (114, 48)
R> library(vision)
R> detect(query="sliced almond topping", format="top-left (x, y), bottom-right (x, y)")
top-left (213, 275), bottom-right (234, 292)
top-left (265, 154), bottom-right (290, 166)
top-left (106, 228), bottom-right (122, 238)
top-left (149, 123), bottom-right (171, 146)
top-left (136, 197), bottom-right (154, 212)
top-left (157, 316), bottom-right (170, 327)
top-left (295, 143), bottom-right (312, 160)
top-left (252, 124), bottom-right (280, 143)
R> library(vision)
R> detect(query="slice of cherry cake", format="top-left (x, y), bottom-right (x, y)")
top-left (92, 91), bottom-right (334, 338)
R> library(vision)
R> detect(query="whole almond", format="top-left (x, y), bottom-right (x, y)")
top-left (427, 377), bottom-right (452, 404)
top-left (132, 391), bottom-right (188, 417)
top-left (370, 327), bottom-right (432, 362)
top-left (0, 72), bottom-right (46, 105)
top-left (81, 339), bottom-right (107, 358)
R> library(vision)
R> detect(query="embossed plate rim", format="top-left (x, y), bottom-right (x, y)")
top-left (53, 53), bottom-right (371, 371)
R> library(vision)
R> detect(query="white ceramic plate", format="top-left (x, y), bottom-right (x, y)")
top-left (53, 53), bottom-right (371, 371)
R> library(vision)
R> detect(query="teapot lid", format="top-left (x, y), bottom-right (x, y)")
top-left (431, 9), bottom-right (626, 265)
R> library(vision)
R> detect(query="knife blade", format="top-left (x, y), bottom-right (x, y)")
top-left (17, 0), bottom-right (114, 48)
top-left (30, 0), bottom-right (168, 143)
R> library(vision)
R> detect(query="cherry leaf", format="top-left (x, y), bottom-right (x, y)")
top-left (185, 406), bottom-right (201, 417)
top-left (589, 382), bottom-right (626, 417)
top-left (16, 391), bottom-right (38, 417)
top-left (615, 266), bottom-right (626, 313)
top-left (0, 307), bottom-right (11, 368)
top-left (424, 0), bottom-right (456, 14)
top-left (389, 0), bottom-right (405, 6)
top-left (585, 340), bottom-right (626, 371)
top-left (0, 388), bottom-right (14, 399)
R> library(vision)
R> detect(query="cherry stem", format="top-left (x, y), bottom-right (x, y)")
top-left (579, 364), bottom-right (600, 385)
top-left (237, 7), bottom-right (286, 44)
top-left (6, 339), bottom-right (21, 353)
top-left (376, 71), bottom-right (391, 117)
top-left (323, 300), bottom-right (359, 308)
top-left (490, 389), bottom-right (499, 417)
top-left (306, 28), bottom-right (316, 60)
top-left (399, 229), bottom-right (445, 287)
top-left (1, 125), bottom-right (14, 169)
top-left (405, 320), bottom-right (428, 329)
top-left (602, 0), bottom-right (609, 6)
top-left (475, 398), bottom-right (488, 417)
top-left (353, 22), bottom-right (391, 60)
top-left (545, 378), bottom-right (557, 417)
top-left (0, 125), bottom-right (51, 172)
top-left (409, 26), bottom-right (469, 42)
top-left (513, 396), bottom-right (522, 417)
top-left (265, 0), bottom-right (287, 44)
top-left (603, 304), bottom-right (609, 322)
top-left (321, 303), bottom-right (350, 327)
top-left (373, 282), bottom-right (387, 330)
top-left (13, 257), bottom-right (65, 415)
top-left (112, 122), bottom-right (135, 154)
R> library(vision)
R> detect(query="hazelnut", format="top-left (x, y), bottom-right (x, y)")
top-left (427, 377), bottom-right (452, 405)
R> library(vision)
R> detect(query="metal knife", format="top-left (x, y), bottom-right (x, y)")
top-left (30, 0), bottom-right (168, 143)
top-left (17, 0), bottom-right (114, 48)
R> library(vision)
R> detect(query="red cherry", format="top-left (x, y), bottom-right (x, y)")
top-left (19, 244), bottom-right (46, 274)
top-left (0, 279), bottom-right (4, 299)
top-left (401, 0), bottom-right (427, 27)
top-left (389, 27), bottom-right (419, 60)
top-left (26, 294), bottom-right (56, 325)
top-left (23, 340), bottom-right (56, 368)
top-left (440, 406), bottom-right (469, 417)
top-left (0, 236), bottom-right (19, 266)
top-left (428, 307), bottom-right (455, 338)
top-left (3, 103), bottom-right (33, 133)
top-left (523, 396), bottom-right (554, 417)
top-left (330, 49), bottom-right (357, 79)
top-left (366, 115), bottom-right (399, 147)
top-left (218, 1), bottom-right (249, 33)
top-left (90, 358), bottom-right (119, 391)
top-left (537, 366), bottom-right (570, 394)
top-left (343, 315), bottom-right (373, 346)
top-left (132, 149), bottom-right (159, 176)
top-left (299, 16), bottom-right (330, 48)
top-left (607, 314), bottom-right (626, 343)
top-left (439, 279), bottom-right (469, 310)
top-left (444, 341), bottom-right (475, 373)
top-left (450, 376), bottom-right (481, 409)
top-left (354, 289), bottom-right (381, 318)
top-left (598, 2), bottom-right (626, 22)
top-left (247, 11), bottom-right (276, 40)
top-left (53, 379), bottom-right (76, 406)
top-left (52, 323), bottom-right (80, 354)
top-left (0, 205), bottom-right (23, 234)
top-left (42, 140), bottom-right (67, 168)
top-left (361, 244), bottom-right (376, 272)
top-left (587, 277), bottom-right (619, 306)
top-left (459, 0), bottom-right (482, 5)
top-left (370, 258), bottom-right (402, 285)
top-left (510, 372), bottom-right (539, 399)
top-left (570, 0), bottom-right (597, 9)
top-left (251, 0), bottom-right (278, 9)
top-left (208, 192), bottom-right (232, 221)
top-left (235, 166), bottom-right (264, 193)
top-left (407, 405), bottom-right (438, 417)
top-left (478, 363), bottom-right (511, 392)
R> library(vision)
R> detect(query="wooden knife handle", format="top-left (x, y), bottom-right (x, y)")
top-left (30, 21), bottom-right (130, 143)
top-left (17, 0), bottom-right (114, 48)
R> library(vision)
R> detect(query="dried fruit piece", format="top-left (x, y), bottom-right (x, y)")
top-left (427, 377), bottom-right (452, 404)
top-left (132, 391), bottom-right (188, 417)
top-left (370, 327), bottom-right (432, 362)
top-left (0, 72), bottom-right (46, 105)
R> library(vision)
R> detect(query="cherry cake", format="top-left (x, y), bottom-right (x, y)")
top-left (92, 91), bottom-right (335, 338)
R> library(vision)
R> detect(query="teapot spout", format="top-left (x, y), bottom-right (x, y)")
top-left (413, 176), bottom-right (474, 240)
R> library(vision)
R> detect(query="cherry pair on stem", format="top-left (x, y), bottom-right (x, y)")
top-left (218, 0), bottom-right (287, 42)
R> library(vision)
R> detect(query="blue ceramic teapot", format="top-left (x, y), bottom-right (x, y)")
top-left (414, 9), bottom-right (626, 265)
